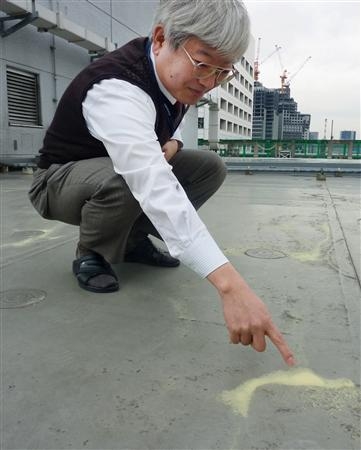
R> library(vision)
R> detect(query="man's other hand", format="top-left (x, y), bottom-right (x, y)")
top-left (162, 139), bottom-right (180, 161)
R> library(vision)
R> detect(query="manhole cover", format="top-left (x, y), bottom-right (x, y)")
top-left (12, 230), bottom-right (45, 239)
top-left (245, 248), bottom-right (287, 259)
top-left (0, 289), bottom-right (47, 309)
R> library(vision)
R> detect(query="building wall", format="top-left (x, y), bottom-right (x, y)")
top-left (340, 130), bottom-right (356, 140)
top-left (0, 0), bottom-right (158, 165)
top-left (197, 37), bottom-right (255, 146)
top-left (181, 106), bottom-right (198, 150)
top-left (309, 131), bottom-right (319, 140)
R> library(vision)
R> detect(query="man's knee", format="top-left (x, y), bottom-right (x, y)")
top-left (89, 173), bottom-right (141, 219)
top-left (205, 150), bottom-right (227, 185)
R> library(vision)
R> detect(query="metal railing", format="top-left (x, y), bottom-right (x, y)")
top-left (197, 139), bottom-right (361, 159)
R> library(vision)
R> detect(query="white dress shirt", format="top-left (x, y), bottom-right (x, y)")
top-left (82, 49), bottom-right (228, 278)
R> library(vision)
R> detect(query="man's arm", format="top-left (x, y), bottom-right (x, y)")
top-left (207, 262), bottom-right (295, 366)
top-left (83, 79), bottom-right (294, 366)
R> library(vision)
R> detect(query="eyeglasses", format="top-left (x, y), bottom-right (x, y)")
top-left (182, 46), bottom-right (238, 85)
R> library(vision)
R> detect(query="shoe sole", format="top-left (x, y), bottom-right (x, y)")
top-left (76, 279), bottom-right (119, 293)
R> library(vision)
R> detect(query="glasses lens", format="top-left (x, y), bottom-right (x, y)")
top-left (195, 67), bottom-right (234, 84)
top-left (194, 64), bottom-right (217, 79)
top-left (217, 71), bottom-right (235, 85)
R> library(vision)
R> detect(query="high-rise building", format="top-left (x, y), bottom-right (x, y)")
top-left (340, 130), bottom-right (356, 140)
top-left (252, 82), bottom-right (279, 139)
top-left (252, 82), bottom-right (311, 140)
top-left (309, 132), bottom-right (319, 140)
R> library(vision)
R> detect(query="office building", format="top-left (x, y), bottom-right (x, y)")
top-left (197, 38), bottom-right (255, 149)
top-left (340, 130), bottom-right (356, 140)
top-left (309, 131), bottom-right (319, 140)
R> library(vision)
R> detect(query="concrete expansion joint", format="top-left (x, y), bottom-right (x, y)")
top-left (321, 184), bottom-right (361, 357)
top-left (324, 185), bottom-right (361, 289)
top-left (177, 317), bottom-right (224, 327)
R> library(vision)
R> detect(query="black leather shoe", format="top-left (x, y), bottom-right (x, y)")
top-left (124, 237), bottom-right (180, 267)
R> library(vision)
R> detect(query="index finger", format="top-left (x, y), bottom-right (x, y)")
top-left (266, 323), bottom-right (295, 366)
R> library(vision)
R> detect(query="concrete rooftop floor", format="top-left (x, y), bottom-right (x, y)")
top-left (1, 170), bottom-right (360, 450)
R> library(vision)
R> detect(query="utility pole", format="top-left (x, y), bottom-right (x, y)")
top-left (330, 120), bottom-right (334, 140)
top-left (323, 118), bottom-right (327, 139)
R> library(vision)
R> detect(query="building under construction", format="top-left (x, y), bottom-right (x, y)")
top-left (252, 81), bottom-right (311, 140)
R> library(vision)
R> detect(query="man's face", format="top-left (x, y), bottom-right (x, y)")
top-left (152, 26), bottom-right (234, 105)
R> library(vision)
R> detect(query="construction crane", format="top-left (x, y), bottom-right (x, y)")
top-left (280, 70), bottom-right (288, 90)
top-left (277, 49), bottom-right (288, 91)
top-left (254, 37), bottom-right (281, 81)
top-left (281, 56), bottom-right (312, 90)
top-left (254, 37), bottom-right (261, 81)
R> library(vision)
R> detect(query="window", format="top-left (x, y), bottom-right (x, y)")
top-left (198, 117), bottom-right (204, 129)
top-left (6, 67), bottom-right (42, 126)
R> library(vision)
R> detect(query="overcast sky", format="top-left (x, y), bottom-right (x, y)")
top-left (244, 0), bottom-right (360, 139)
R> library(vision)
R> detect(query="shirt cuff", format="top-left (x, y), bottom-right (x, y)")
top-left (178, 233), bottom-right (229, 278)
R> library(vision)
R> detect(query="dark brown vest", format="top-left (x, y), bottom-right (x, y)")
top-left (37, 37), bottom-right (185, 169)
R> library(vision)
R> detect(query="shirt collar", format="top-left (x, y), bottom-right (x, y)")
top-left (149, 43), bottom-right (177, 106)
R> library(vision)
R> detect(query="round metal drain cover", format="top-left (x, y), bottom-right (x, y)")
top-left (245, 248), bottom-right (287, 259)
top-left (12, 230), bottom-right (45, 239)
top-left (0, 289), bottom-right (47, 309)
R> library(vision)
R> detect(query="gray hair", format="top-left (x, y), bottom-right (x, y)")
top-left (150, 0), bottom-right (250, 63)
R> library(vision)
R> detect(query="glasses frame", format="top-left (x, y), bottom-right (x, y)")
top-left (182, 46), bottom-right (238, 85)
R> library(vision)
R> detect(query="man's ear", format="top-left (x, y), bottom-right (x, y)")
top-left (152, 25), bottom-right (166, 54)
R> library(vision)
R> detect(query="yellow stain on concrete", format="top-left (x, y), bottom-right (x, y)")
top-left (220, 367), bottom-right (356, 417)
top-left (288, 222), bottom-right (331, 263)
top-left (169, 297), bottom-right (193, 321)
top-left (223, 246), bottom-right (246, 257)
top-left (1, 228), bottom-right (61, 248)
